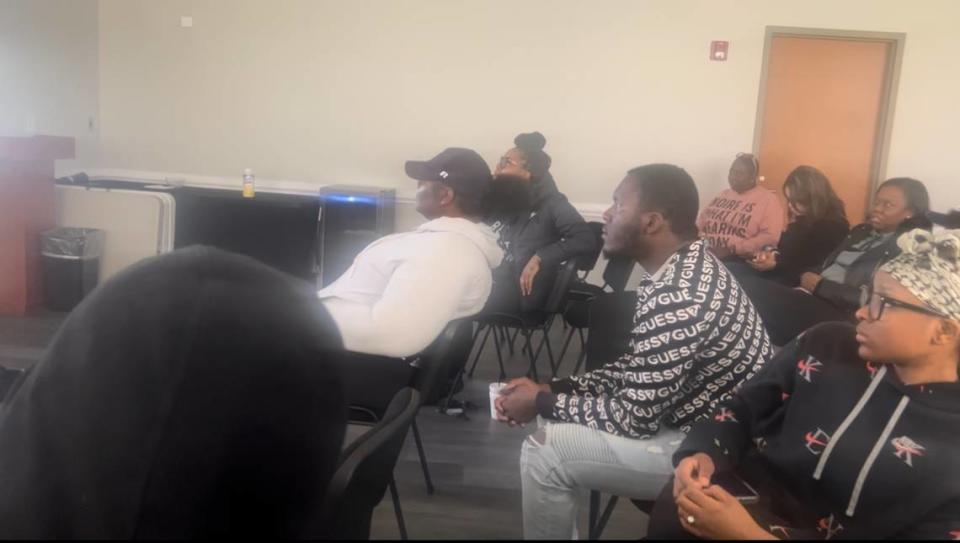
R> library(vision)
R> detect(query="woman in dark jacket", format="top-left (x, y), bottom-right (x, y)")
top-left (648, 229), bottom-right (960, 540)
top-left (0, 246), bottom-right (347, 539)
top-left (738, 177), bottom-right (932, 345)
top-left (483, 132), bottom-right (596, 315)
top-left (730, 165), bottom-right (849, 286)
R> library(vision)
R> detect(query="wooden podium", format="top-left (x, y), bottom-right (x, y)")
top-left (0, 135), bottom-right (75, 316)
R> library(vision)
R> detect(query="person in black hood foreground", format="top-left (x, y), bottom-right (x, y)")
top-left (648, 228), bottom-right (960, 540)
top-left (482, 131), bottom-right (597, 315)
top-left (0, 246), bottom-right (347, 539)
top-left (737, 177), bottom-right (932, 345)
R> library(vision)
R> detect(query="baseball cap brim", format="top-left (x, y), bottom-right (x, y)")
top-left (404, 160), bottom-right (437, 182)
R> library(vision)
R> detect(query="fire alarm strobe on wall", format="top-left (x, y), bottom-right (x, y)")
top-left (711, 41), bottom-right (729, 61)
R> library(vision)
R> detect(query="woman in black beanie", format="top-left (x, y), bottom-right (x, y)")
top-left (483, 132), bottom-right (596, 315)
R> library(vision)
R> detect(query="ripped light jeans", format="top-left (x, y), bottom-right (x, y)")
top-left (520, 419), bottom-right (684, 540)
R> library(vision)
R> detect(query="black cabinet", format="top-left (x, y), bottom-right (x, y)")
top-left (62, 179), bottom-right (397, 286)
top-left (318, 186), bottom-right (396, 287)
top-left (174, 188), bottom-right (321, 282)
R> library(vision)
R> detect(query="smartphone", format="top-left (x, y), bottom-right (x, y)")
top-left (711, 472), bottom-right (760, 504)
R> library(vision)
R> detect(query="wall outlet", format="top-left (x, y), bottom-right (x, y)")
top-left (180, 16), bottom-right (193, 28)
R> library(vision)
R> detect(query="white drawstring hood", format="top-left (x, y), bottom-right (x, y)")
top-left (415, 217), bottom-right (503, 268)
top-left (810, 364), bottom-right (913, 517)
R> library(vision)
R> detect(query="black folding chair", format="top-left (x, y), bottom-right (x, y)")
top-left (582, 291), bottom-right (637, 375)
top-left (0, 366), bottom-right (26, 404)
top-left (466, 259), bottom-right (580, 382)
top-left (576, 291), bottom-right (656, 539)
top-left (343, 319), bottom-right (474, 500)
top-left (556, 253), bottom-right (636, 375)
top-left (573, 222), bottom-right (606, 275)
top-left (322, 388), bottom-right (421, 540)
top-left (408, 319), bottom-right (475, 490)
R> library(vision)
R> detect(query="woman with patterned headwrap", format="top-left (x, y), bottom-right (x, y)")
top-left (647, 228), bottom-right (960, 540)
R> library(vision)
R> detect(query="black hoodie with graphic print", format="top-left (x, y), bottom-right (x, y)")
top-left (670, 322), bottom-right (960, 540)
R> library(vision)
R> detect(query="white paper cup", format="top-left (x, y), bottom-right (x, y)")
top-left (489, 382), bottom-right (507, 419)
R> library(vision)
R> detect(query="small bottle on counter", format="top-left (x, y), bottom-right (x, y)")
top-left (242, 168), bottom-right (255, 198)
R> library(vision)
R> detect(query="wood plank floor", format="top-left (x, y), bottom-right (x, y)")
top-left (353, 320), bottom-right (650, 540)
top-left (0, 310), bottom-right (651, 539)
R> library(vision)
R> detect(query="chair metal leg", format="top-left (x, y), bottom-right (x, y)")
top-left (594, 495), bottom-right (619, 539)
top-left (522, 329), bottom-right (539, 381)
top-left (492, 324), bottom-right (507, 381)
top-left (534, 317), bottom-right (557, 378)
top-left (556, 326), bottom-right (578, 374)
top-left (529, 330), bottom-right (548, 374)
top-left (388, 476), bottom-right (408, 540)
top-left (467, 324), bottom-right (492, 378)
top-left (571, 348), bottom-right (587, 376)
top-left (500, 325), bottom-right (515, 356)
top-left (563, 328), bottom-right (587, 377)
top-left (543, 329), bottom-right (558, 379)
top-left (588, 490), bottom-right (600, 539)
top-left (521, 329), bottom-right (534, 358)
top-left (411, 418), bottom-right (434, 495)
top-left (441, 365), bottom-right (465, 414)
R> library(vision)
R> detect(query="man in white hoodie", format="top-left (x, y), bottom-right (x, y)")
top-left (317, 147), bottom-right (504, 358)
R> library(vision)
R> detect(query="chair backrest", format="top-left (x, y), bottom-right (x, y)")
top-left (585, 291), bottom-right (638, 372)
top-left (574, 221), bottom-right (605, 272)
top-left (929, 209), bottom-right (960, 228)
top-left (0, 367), bottom-right (26, 404)
top-left (322, 387), bottom-right (421, 540)
top-left (411, 319), bottom-right (474, 405)
top-left (543, 259), bottom-right (580, 316)
top-left (601, 255), bottom-right (635, 293)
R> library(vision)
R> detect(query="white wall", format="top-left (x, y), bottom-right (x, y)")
top-left (92, 0), bottom-right (959, 209)
top-left (0, 0), bottom-right (99, 173)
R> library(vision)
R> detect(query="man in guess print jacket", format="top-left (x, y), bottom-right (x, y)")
top-left (495, 164), bottom-right (772, 539)
top-left (649, 229), bottom-right (960, 540)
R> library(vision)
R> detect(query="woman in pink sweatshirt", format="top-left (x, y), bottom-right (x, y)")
top-left (697, 153), bottom-right (785, 259)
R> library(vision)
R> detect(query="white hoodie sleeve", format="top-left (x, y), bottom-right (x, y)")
top-left (322, 245), bottom-right (486, 358)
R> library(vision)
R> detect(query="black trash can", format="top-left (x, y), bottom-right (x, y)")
top-left (40, 228), bottom-right (103, 311)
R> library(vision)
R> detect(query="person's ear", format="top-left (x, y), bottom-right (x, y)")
top-left (438, 185), bottom-right (455, 207)
top-left (642, 211), bottom-right (667, 235)
top-left (933, 319), bottom-right (960, 349)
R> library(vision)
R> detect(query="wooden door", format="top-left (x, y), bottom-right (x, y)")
top-left (756, 35), bottom-right (893, 224)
